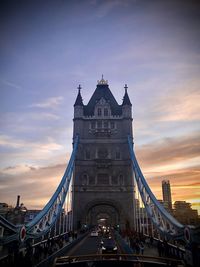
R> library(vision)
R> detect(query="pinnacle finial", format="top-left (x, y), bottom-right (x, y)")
top-left (97, 75), bottom-right (108, 85)
top-left (124, 84), bottom-right (128, 92)
top-left (77, 84), bottom-right (81, 91)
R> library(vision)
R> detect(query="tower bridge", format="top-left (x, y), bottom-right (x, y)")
top-left (0, 78), bottom-right (199, 266)
top-left (73, 77), bottom-right (134, 230)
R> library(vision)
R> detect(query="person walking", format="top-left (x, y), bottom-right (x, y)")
top-left (139, 241), bottom-right (144, 255)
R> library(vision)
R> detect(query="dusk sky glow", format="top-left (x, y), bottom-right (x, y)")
top-left (0, 0), bottom-right (200, 213)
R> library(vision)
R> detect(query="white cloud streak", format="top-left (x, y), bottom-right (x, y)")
top-left (29, 96), bottom-right (63, 109)
top-left (0, 134), bottom-right (64, 161)
top-left (0, 78), bottom-right (22, 90)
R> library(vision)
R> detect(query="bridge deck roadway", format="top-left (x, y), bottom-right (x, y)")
top-left (65, 234), bottom-right (159, 257)
top-left (33, 233), bottom-right (183, 267)
top-left (67, 235), bottom-right (101, 256)
top-left (60, 236), bottom-right (185, 267)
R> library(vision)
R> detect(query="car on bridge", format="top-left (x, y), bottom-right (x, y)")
top-left (90, 230), bottom-right (98, 237)
top-left (100, 237), bottom-right (118, 254)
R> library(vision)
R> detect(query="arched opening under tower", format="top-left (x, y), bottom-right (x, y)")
top-left (97, 213), bottom-right (111, 227)
top-left (85, 203), bottom-right (119, 227)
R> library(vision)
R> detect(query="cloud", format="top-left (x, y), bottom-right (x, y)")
top-left (134, 132), bottom-right (200, 214)
top-left (136, 131), bottom-right (200, 170)
top-left (2, 165), bottom-right (37, 175)
top-left (152, 81), bottom-right (200, 123)
top-left (0, 135), bottom-right (59, 150)
top-left (132, 76), bottom-right (200, 147)
top-left (0, 132), bottom-right (199, 213)
top-left (29, 96), bottom-right (63, 109)
top-left (0, 78), bottom-right (22, 90)
top-left (0, 159), bottom-right (199, 214)
top-left (0, 134), bottom-right (64, 164)
top-left (0, 163), bottom-right (68, 209)
top-left (90, 0), bottom-right (130, 18)
top-left (30, 112), bottom-right (60, 120)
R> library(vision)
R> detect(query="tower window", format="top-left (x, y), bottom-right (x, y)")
top-left (97, 108), bottom-right (102, 116)
top-left (104, 108), bottom-right (108, 116)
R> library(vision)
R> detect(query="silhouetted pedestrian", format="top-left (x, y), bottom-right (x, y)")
top-left (74, 231), bottom-right (78, 239)
top-left (135, 242), bottom-right (140, 254)
top-left (150, 236), bottom-right (154, 246)
top-left (139, 241), bottom-right (144, 255)
top-left (157, 240), bottom-right (163, 257)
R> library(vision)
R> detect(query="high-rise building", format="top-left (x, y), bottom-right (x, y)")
top-left (162, 180), bottom-right (172, 210)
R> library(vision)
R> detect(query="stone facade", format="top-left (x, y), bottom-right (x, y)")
top-left (72, 78), bottom-right (135, 230)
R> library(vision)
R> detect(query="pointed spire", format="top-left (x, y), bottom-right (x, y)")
top-left (122, 84), bottom-right (132, 106)
top-left (74, 84), bottom-right (84, 106)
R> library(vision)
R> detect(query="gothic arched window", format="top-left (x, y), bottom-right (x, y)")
top-left (104, 108), bottom-right (108, 116)
top-left (97, 108), bottom-right (102, 116)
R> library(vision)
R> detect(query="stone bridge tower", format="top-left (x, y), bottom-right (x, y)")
top-left (72, 77), bottom-right (134, 230)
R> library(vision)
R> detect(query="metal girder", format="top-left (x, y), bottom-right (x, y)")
top-left (128, 136), bottom-right (185, 240)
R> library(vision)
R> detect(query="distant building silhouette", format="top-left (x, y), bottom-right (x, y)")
top-left (16, 195), bottom-right (20, 208)
top-left (0, 196), bottom-right (27, 225)
top-left (173, 201), bottom-right (200, 226)
top-left (162, 180), bottom-right (172, 211)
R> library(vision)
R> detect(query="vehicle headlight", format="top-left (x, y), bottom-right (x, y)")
top-left (113, 246), bottom-right (117, 250)
top-left (102, 247), bottom-right (106, 250)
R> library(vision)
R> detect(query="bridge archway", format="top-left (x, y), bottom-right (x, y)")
top-left (83, 200), bottom-right (122, 227)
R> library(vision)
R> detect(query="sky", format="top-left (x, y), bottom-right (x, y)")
top-left (0, 0), bottom-right (200, 214)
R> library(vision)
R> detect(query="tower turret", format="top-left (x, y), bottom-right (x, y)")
top-left (122, 84), bottom-right (132, 118)
top-left (74, 84), bottom-right (84, 118)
